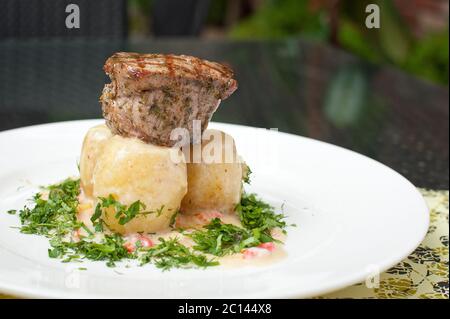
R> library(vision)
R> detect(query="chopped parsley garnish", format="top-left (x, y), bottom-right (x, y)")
top-left (169, 210), bottom-right (179, 228)
top-left (48, 234), bottom-right (132, 267)
top-left (139, 237), bottom-right (218, 270)
top-left (7, 177), bottom-right (291, 270)
top-left (243, 164), bottom-right (252, 184)
top-left (93, 195), bottom-right (164, 226)
top-left (236, 193), bottom-right (287, 235)
top-left (189, 193), bottom-right (290, 257)
top-left (189, 193), bottom-right (290, 256)
top-left (11, 178), bottom-right (136, 268)
top-left (189, 218), bottom-right (262, 256)
top-left (91, 203), bottom-right (104, 232)
top-left (95, 195), bottom-right (144, 225)
top-left (9, 178), bottom-right (221, 270)
top-left (18, 178), bottom-right (81, 237)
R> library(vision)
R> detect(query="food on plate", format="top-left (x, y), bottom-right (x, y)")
top-left (92, 134), bottom-right (187, 234)
top-left (101, 52), bottom-right (238, 147)
top-left (181, 129), bottom-right (244, 215)
top-left (7, 52), bottom-right (291, 271)
top-left (79, 124), bottom-right (112, 197)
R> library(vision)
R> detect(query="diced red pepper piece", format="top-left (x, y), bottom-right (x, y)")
top-left (258, 242), bottom-right (275, 252)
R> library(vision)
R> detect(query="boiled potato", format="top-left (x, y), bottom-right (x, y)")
top-left (92, 135), bottom-right (187, 234)
top-left (181, 129), bottom-right (244, 215)
top-left (79, 124), bottom-right (112, 197)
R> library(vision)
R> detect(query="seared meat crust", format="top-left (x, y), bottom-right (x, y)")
top-left (101, 52), bottom-right (237, 146)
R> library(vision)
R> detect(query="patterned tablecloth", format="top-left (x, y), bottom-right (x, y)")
top-left (1, 189), bottom-right (448, 299)
top-left (321, 189), bottom-right (449, 299)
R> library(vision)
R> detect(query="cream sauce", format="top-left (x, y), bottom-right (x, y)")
top-left (76, 194), bottom-right (287, 267)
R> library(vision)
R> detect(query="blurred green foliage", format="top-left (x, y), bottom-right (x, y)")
top-left (403, 30), bottom-right (449, 85)
top-left (129, 0), bottom-right (153, 12)
top-left (230, 0), bottom-right (449, 85)
top-left (206, 0), bottom-right (227, 25)
top-left (230, 0), bottom-right (329, 39)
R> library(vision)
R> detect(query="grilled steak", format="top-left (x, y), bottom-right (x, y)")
top-left (100, 52), bottom-right (237, 147)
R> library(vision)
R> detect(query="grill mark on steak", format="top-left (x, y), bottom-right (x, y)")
top-left (165, 54), bottom-right (175, 78)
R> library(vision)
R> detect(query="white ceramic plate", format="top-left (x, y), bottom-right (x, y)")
top-left (0, 120), bottom-right (428, 299)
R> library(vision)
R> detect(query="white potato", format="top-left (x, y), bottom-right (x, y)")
top-left (79, 124), bottom-right (112, 197)
top-left (181, 129), bottom-right (244, 215)
top-left (92, 135), bottom-right (187, 234)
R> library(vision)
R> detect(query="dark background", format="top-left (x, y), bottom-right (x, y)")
top-left (0, 0), bottom-right (448, 189)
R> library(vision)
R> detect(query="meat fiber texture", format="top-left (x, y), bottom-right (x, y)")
top-left (101, 52), bottom-right (237, 147)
